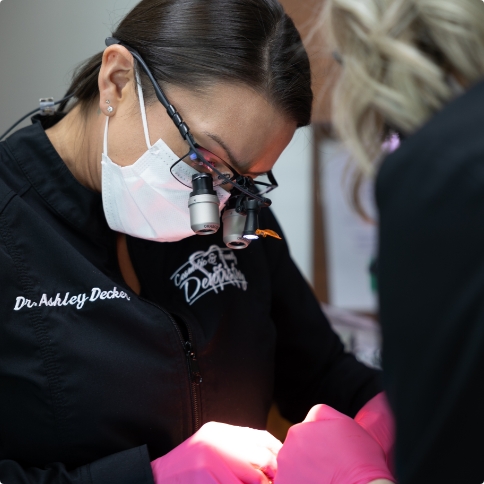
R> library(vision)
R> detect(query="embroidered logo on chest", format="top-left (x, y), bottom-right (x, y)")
top-left (170, 245), bottom-right (248, 305)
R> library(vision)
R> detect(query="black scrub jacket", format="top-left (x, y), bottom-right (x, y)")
top-left (0, 118), bottom-right (381, 484)
top-left (377, 78), bottom-right (484, 484)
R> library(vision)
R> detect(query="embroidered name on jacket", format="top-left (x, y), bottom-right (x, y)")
top-left (13, 287), bottom-right (131, 311)
top-left (170, 245), bottom-right (248, 305)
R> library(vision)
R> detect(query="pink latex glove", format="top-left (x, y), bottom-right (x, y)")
top-left (274, 405), bottom-right (396, 484)
top-left (354, 392), bottom-right (395, 473)
top-left (151, 421), bottom-right (283, 484)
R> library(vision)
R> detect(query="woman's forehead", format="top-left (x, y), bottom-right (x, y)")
top-left (164, 83), bottom-right (296, 169)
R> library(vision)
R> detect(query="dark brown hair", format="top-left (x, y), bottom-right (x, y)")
top-left (59, 0), bottom-right (312, 127)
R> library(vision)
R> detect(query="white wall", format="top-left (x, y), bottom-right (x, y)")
top-left (269, 127), bottom-right (313, 284)
top-left (0, 0), bottom-right (315, 284)
top-left (320, 139), bottom-right (377, 312)
top-left (0, 0), bottom-right (139, 136)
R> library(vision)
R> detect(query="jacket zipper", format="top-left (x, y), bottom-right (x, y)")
top-left (138, 296), bottom-right (202, 434)
top-left (184, 339), bottom-right (202, 432)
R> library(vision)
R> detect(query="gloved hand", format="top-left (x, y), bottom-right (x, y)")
top-left (354, 392), bottom-right (395, 473)
top-left (151, 421), bottom-right (283, 484)
top-left (274, 404), bottom-right (396, 484)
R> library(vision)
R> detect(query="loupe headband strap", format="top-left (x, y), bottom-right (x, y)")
top-left (105, 37), bottom-right (190, 140)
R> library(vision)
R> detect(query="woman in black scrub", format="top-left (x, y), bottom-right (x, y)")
top-left (0, 0), bottom-right (384, 483)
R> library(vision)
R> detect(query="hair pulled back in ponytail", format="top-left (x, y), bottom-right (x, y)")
top-left (61, 0), bottom-right (312, 127)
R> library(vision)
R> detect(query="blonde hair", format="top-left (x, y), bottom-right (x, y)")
top-left (323, 0), bottom-right (484, 174)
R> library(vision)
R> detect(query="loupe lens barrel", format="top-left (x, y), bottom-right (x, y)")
top-left (189, 173), bottom-right (220, 235)
top-left (192, 172), bottom-right (214, 193)
top-left (188, 194), bottom-right (220, 235)
top-left (242, 199), bottom-right (259, 239)
top-left (222, 209), bottom-right (251, 249)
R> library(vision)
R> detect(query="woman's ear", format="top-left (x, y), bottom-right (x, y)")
top-left (98, 45), bottom-right (135, 116)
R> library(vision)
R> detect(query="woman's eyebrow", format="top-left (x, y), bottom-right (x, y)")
top-left (203, 132), bottom-right (267, 177)
top-left (203, 132), bottom-right (247, 173)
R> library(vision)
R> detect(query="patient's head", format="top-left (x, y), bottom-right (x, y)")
top-left (323, 0), bottom-right (484, 172)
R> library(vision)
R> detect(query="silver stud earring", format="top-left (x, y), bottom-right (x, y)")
top-left (105, 100), bottom-right (111, 104)
top-left (107, 106), bottom-right (114, 113)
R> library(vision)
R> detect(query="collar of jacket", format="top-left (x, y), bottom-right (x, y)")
top-left (5, 117), bottom-right (112, 242)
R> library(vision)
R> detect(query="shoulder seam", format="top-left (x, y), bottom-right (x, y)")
top-left (0, 188), bottom-right (15, 215)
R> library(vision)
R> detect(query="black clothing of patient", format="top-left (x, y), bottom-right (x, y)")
top-left (377, 78), bottom-right (484, 484)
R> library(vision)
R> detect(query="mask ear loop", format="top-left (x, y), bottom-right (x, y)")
top-left (135, 70), bottom-right (152, 150)
top-left (103, 71), bottom-right (151, 156)
top-left (103, 116), bottom-right (109, 155)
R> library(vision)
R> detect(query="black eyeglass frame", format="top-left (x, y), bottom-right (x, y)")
top-left (105, 37), bottom-right (276, 204)
top-left (170, 146), bottom-right (279, 195)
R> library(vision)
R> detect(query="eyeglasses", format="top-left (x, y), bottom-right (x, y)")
top-left (170, 145), bottom-right (234, 189)
top-left (170, 144), bottom-right (278, 194)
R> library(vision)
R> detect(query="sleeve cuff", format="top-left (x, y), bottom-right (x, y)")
top-left (81, 445), bottom-right (154, 484)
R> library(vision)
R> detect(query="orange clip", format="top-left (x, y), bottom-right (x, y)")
top-left (255, 229), bottom-right (282, 240)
